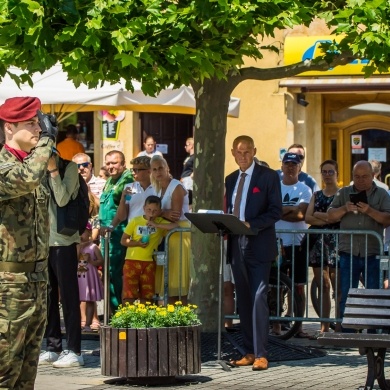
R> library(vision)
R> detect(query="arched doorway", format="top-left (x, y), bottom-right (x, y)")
top-left (342, 117), bottom-right (390, 185)
top-left (323, 97), bottom-right (390, 186)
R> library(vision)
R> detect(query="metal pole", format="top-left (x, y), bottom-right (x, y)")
top-left (103, 231), bottom-right (111, 326)
top-left (218, 231), bottom-right (223, 361)
top-left (164, 234), bottom-right (169, 306)
top-left (217, 230), bottom-right (231, 371)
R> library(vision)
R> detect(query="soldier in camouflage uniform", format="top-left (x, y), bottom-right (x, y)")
top-left (0, 97), bottom-right (58, 389)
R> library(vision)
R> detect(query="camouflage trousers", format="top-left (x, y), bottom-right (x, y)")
top-left (0, 278), bottom-right (47, 390)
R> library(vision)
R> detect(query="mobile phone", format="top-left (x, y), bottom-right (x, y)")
top-left (349, 191), bottom-right (367, 205)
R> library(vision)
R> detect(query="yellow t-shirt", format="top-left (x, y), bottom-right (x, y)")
top-left (123, 215), bottom-right (169, 261)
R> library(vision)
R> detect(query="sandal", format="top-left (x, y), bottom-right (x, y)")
top-left (81, 321), bottom-right (86, 330)
top-left (308, 331), bottom-right (325, 340)
top-left (294, 331), bottom-right (310, 339)
top-left (90, 320), bottom-right (101, 331)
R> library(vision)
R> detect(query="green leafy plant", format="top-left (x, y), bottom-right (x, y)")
top-left (109, 301), bottom-right (201, 329)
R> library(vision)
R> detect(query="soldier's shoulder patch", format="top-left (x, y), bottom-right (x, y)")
top-left (0, 162), bottom-right (15, 173)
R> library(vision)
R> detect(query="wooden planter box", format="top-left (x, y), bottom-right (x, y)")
top-left (100, 325), bottom-right (201, 378)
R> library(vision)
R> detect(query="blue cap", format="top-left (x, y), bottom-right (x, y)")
top-left (282, 152), bottom-right (301, 164)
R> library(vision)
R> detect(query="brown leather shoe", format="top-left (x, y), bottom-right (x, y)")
top-left (230, 353), bottom-right (255, 366)
top-left (252, 357), bottom-right (268, 371)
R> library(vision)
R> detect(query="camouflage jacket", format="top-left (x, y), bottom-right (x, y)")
top-left (0, 138), bottom-right (54, 282)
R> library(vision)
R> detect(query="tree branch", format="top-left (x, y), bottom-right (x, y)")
top-left (227, 52), bottom-right (357, 90)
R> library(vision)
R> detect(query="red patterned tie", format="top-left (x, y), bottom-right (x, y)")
top-left (233, 172), bottom-right (247, 218)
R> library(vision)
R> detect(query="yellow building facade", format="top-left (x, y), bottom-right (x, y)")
top-left (227, 22), bottom-right (390, 187)
top-left (91, 22), bottom-right (390, 188)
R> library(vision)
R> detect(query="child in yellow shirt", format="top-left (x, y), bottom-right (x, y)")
top-left (120, 195), bottom-right (178, 303)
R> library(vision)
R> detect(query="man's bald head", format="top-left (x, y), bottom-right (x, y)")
top-left (353, 160), bottom-right (374, 192)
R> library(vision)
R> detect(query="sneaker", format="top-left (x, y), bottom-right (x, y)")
top-left (52, 350), bottom-right (84, 368)
top-left (39, 350), bottom-right (59, 365)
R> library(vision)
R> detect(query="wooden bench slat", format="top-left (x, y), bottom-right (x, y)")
top-left (347, 288), bottom-right (390, 298)
top-left (346, 297), bottom-right (390, 308)
top-left (344, 307), bottom-right (390, 318)
top-left (343, 320), bottom-right (389, 328)
top-left (318, 332), bottom-right (390, 349)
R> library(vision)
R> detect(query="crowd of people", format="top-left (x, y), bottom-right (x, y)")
top-left (1, 95), bottom-right (389, 388)
top-left (226, 136), bottom-right (390, 372)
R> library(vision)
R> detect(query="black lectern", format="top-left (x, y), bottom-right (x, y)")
top-left (185, 212), bottom-right (256, 371)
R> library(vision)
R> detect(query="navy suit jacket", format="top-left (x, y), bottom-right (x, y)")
top-left (225, 163), bottom-right (282, 263)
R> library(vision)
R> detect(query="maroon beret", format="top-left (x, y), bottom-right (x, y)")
top-left (0, 97), bottom-right (41, 122)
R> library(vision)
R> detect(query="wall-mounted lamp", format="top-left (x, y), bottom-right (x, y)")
top-left (297, 93), bottom-right (309, 107)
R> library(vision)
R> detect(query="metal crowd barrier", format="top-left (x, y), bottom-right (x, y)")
top-left (226, 228), bottom-right (386, 330)
top-left (153, 227), bottom-right (191, 305)
top-left (103, 226), bottom-right (387, 331)
top-left (274, 228), bottom-right (385, 328)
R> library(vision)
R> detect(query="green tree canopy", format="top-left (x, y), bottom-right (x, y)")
top-left (2, 0), bottom-right (390, 91)
top-left (2, 0), bottom-right (390, 330)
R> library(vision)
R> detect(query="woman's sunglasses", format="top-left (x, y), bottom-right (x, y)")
top-left (321, 170), bottom-right (336, 176)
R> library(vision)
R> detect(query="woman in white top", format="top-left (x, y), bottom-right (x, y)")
top-left (150, 155), bottom-right (191, 303)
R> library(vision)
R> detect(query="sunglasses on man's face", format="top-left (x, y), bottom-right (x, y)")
top-left (131, 168), bottom-right (148, 173)
top-left (77, 162), bottom-right (90, 168)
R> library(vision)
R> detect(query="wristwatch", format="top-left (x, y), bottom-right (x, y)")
top-left (108, 224), bottom-right (114, 231)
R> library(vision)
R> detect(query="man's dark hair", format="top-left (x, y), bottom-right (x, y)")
top-left (130, 156), bottom-right (151, 168)
top-left (144, 195), bottom-right (161, 207)
top-left (66, 124), bottom-right (79, 136)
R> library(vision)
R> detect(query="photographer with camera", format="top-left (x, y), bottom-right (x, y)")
top-left (39, 143), bottom-right (84, 368)
top-left (328, 160), bottom-right (390, 329)
top-left (0, 97), bottom-right (57, 389)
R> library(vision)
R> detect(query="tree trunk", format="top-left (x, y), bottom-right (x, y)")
top-left (189, 78), bottom-right (232, 332)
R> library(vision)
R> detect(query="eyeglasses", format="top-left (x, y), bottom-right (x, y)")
top-left (131, 168), bottom-right (148, 173)
top-left (77, 162), bottom-right (90, 168)
top-left (321, 170), bottom-right (336, 176)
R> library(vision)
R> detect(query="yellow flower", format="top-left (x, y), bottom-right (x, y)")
top-left (175, 301), bottom-right (182, 306)
top-left (110, 301), bottom-right (200, 328)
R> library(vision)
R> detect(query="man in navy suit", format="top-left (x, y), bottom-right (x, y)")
top-left (225, 135), bottom-right (282, 371)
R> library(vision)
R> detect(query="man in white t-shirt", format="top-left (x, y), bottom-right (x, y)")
top-left (275, 152), bottom-right (312, 338)
top-left (277, 144), bottom-right (320, 193)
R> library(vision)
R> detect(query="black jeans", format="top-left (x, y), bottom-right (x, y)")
top-left (46, 244), bottom-right (81, 354)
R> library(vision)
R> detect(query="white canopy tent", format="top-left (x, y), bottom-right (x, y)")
top-left (0, 65), bottom-right (240, 121)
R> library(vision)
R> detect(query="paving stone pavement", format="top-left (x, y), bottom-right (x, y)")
top-left (36, 332), bottom-right (381, 390)
top-left (36, 272), bottom-right (380, 390)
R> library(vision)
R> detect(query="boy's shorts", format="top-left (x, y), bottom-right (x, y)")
top-left (282, 245), bottom-right (307, 285)
top-left (123, 259), bottom-right (156, 300)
